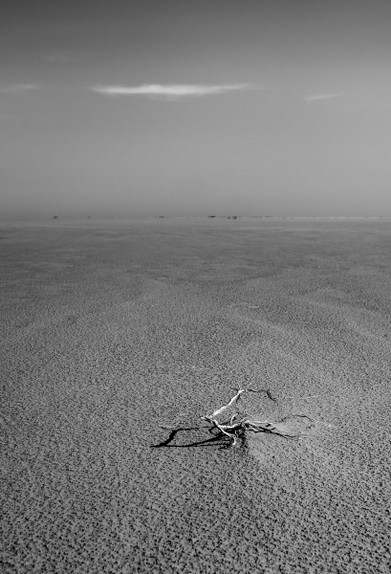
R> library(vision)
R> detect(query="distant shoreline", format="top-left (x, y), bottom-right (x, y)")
top-left (1, 214), bottom-right (391, 224)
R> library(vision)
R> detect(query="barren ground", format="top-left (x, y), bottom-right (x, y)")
top-left (1, 217), bottom-right (390, 573)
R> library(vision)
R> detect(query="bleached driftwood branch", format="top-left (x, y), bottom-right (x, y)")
top-left (201, 388), bottom-right (314, 447)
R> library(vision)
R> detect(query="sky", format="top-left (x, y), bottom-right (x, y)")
top-left (1, 0), bottom-right (391, 218)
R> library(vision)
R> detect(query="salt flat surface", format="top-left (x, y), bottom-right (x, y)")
top-left (1, 218), bottom-right (390, 573)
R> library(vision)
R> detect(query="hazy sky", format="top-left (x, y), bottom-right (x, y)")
top-left (1, 0), bottom-right (391, 217)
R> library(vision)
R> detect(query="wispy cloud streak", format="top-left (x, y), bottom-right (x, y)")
top-left (304, 93), bottom-right (343, 103)
top-left (0, 84), bottom-right (39, 95)
top-left (91, 83), bottom-right (256, 100)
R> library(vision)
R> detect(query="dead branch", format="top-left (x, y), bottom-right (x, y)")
top-left (201, 388), bottom-right (314, 447)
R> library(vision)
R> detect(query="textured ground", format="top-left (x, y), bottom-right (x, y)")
top-left (1, 217), bottom-right (390, 573)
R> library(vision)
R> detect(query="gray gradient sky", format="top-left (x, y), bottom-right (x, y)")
top-left (1, 0), bottom-right (391, 217)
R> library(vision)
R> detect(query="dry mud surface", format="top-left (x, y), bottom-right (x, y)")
top-left (1, 218), bottom-right (390, 573)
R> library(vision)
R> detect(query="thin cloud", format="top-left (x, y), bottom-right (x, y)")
top-left (0, 84), bottom-right (39, 95)
top-left (91, 83), bottom-right (257, 100)
top-left (304, 93), bottom-right (344, 104)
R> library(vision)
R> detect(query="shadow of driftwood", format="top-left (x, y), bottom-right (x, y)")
top-left (151, 418), bottom-right (307, 450)
top-left (151, 426), bottom-right (235, 449)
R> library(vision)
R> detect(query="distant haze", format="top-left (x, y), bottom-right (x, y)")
top-left (1, 0), bottom-right (391, 218)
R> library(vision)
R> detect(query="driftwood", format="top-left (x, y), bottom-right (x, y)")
top-left (201, 388), bottom-right (314, 447)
